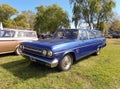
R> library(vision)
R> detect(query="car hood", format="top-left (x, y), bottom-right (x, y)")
top-left (22, 38), bottom-right (76, 48)
top-left (31, 38), bottom-right (74, 45)
top-left (38, 38), bottom-right (74, 45)
top-left (21, 38), bottom-right (80, 53)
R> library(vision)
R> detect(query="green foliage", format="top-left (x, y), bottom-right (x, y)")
top-left (21, 10), bottom-right (36, 29)
top-left (104, 22), bottom-right (111, 34)
top-left (70, 0), bottom-right (115, 30)
top-left (110, 19), bottom-right (120, 33)
top-left (0, 4), bottom-right (18, 27)
top-left (3, 19), bottom-right (16, 28)
top-left (0, 39), bottom-right (120, 89)
top-left (13, 10), bottom-right (36, 29)
top-left (0, 4), bottom-right (35, 29)
top-left (14, 14), bottom-right (29, 29)
top-left (34, 4), bottom-right (70, 33)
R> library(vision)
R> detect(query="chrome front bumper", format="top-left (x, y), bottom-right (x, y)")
top-left (22, 53), bottom-right (58, 68)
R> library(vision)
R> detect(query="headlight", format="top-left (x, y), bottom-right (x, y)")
top-left (48, 50), bottom-right (53, 57)
top-left (42, 49), bottom-right (47, 56)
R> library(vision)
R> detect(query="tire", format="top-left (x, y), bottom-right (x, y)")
top-left (15, 47), bottom-right (21, 55)
top-left (58, 54), bottom-right (73, 71)
top-left (95, 48), bottom-right (100, 55)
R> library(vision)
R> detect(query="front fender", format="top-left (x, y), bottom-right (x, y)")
top-left (63, 49), bottom-right (75, 56)
top-left (54, 49), bottom-right (76, 61)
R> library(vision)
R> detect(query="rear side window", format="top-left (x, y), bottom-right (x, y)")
top-left (95, 31), bottom-right (102, 38)
top-left (25, 32), bottom-right (36, 37)
top-left (88, 31), bottom-right (95, 39)
top-left (17, 31), bottom-right (36, 37)
top-left (17, 31), bottom-right (25, 37)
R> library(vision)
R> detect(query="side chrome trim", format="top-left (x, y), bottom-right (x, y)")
top-left (54, 42), bottom-right (101, 54)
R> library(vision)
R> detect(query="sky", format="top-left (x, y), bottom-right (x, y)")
top-left (0, 0), bottom-right (120, 28)
top-left (0, 0), bottom-right (72, 16)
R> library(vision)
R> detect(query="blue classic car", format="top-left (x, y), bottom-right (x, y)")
top-left (20, 29), bottom-right (106, 71)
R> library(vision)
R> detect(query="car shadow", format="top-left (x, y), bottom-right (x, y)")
top-left (0, 54), bottom-right (94, 80)
top-left (0, 53), bottom-right (15, 57)
top-left (0, 58), bottom-right (59, 80)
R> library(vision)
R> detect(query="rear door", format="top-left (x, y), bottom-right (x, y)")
top-left (86, 30), bottom-right (98, 53)
top-left (76, 30), bottom-right (96, 60)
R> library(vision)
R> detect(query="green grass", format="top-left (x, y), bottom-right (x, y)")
top-left (0, 39), bottom-right (120, 89)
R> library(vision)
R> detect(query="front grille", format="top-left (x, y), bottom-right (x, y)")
top-left (21, 45), bottom-right (53, 59)
top-left (22, 46), bottom-right (43, 57)
top-left (24, 47), bottom-right (41, 53)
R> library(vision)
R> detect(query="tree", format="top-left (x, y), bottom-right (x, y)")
top-left (0, 4), bottom-right (18, 27)
top-left (70, 0), bottom-right (115, 30)
top-left (110, 19), bottom-right (120, 33)
top-left (34, 4), bottom-right (70, 33)
top-left (104, 22), bottom-right (111, 34)
top-left (21, 10), bottom-right (36, 29)
top-left (13, 10), bottom-right (35, 29)
top-left (14, 14), bottom-right (29, 29)
top-left (3, 19), bottom-right (16, 28)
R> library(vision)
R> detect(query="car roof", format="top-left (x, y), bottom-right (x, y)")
top-left (91, 29), bottom-right (101, 32)
top-left (61, 28), bottom-right (100, 32)
top-left (2, 28), bottom-right (36, 32)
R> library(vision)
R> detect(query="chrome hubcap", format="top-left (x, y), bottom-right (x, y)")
top-left (16, 48), bottom-right (21, 55)
top-left (62, 56), bottom-right (72, 70)
top-left (97, 48), bottom-right (100, 55)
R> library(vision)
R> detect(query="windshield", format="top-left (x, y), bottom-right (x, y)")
top-left (0, 30), bottom-right (15, 37)
top-left (53, 29), bottom-right (78, 39)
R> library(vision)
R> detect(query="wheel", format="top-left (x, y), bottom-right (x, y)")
top-left (15, 47), bottom-right (21, 55)
top-left (95, 48), bottom-right (100, 55)
top-left (58, 54), bottom-right (73, 71)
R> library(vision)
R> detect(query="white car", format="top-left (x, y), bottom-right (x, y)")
top-left (0, 29), bottom-right (38, 55)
